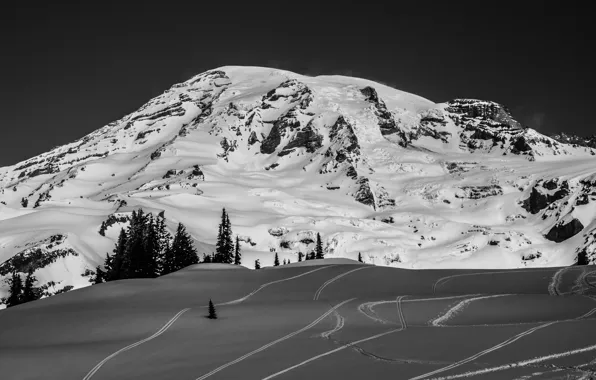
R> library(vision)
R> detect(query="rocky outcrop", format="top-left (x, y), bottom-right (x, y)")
top-left (260, 109), bottom-right (301, 155)
top-left (446, 99), bottom-right (522, 129)
top-left (522, 179), bottom-right (570, 214)
top-left (545, 218), bottom-right (584, 243)
top-left (551, 133), bottom-right (596, 149)
top-left (278, 121), bottom-right (323, 156)
top-left (360, 86), bottom-right (408, 146)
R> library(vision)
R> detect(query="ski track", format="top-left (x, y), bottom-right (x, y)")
top-left (433, 269), bottom-right (556, 294)
top-left (429, 295), bottom-right (510, 327)
top-left (81, 266), bottom-right (334, 380)
top-left (423, 343), bottom-right (596, 380)
top-left (548, 266), bottom-right (574, 296)
top-left (358, 294), bottom-right (482, 325)
top-left (194, 298), bottom-right (355, 380)
top-left (81, 308), bottom-right (191, 380)
top-left (320, 310), bottom-right (344, 339)
top-left (408, 321), bottom-right (557, 380)
top-left (313, 266), bottom-right (372, 301)
top-left (222, 265), bottom-right (336, 306)
top-left (358, 300), bottom-right (395, 324)
top-left (261, 296), bottom-right (408, 380)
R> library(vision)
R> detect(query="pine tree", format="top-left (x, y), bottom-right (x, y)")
top-left (315, 233), bottom-right (324, 259)
top-left (141, 213), bottom-right (159, 278)
top-left (21, 271), bottom-right (38, 303)
top-left (298, 252), bottom-right (303, 262)
top-left (121, 209), bottom-right (146, 278)
top-left (234, 236), bottom-right (241, 265)
top-left (93, 265), bottom-right (105, 284)
top-left (6, 272), bottom-right (23, 307)
top-left (202, 253), bottom-right (212, 263)
top-left (208, 299), bottom-right (217, 319)
top-left (274, 252), bottom-right (280, 266)
top-left (255, 259), bottom-right (261, 269)
top-left (155, 212), bottom-right (172, 274)
top-left (358, 252), bottom-right (363, 263)
top-left (107, 228), bottom-right (127, 281)
top-left (215, 208), bottom-right (234, 263)
top-left (309, 251), bottom-right (316, 260)
top-left (286, 258), bottom-right (290, 265)
top-left (171, 223), bottom-right (198, 271)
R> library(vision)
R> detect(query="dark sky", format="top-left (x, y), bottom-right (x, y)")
top-left (1, 2), bottom-right (593, 167)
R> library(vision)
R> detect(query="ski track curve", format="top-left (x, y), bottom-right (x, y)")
top-left (313, 266), bottom-right (372, 301)
top-left (194, 298), bottom-right (355, 380)
top-left (433, 269), bottom-right (556, 294)
top-left (320, 310), bottom-right (345, 339)
top-left (81, 308), bottom-right (191, 380)
top-left (261, 296), bottom-right (408, 380)
top-left (223, 265), bottom-right (336, 306)
top-left (81, 266), bottom-right (335, 380)
top-left (358, 294), bottom-right (482, 325)
top-left (423, 343), bottom-right (596, 380)
top-left (408, 321), bottom-right (558, 380)
top-left (429, 294), bottom-right (511, 327)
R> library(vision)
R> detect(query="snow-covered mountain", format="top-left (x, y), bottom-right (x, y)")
top-left (1, 66), bottom-right (596, 298)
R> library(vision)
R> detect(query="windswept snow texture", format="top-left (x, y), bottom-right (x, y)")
top-left (1, 66), bottom-right (596, 299)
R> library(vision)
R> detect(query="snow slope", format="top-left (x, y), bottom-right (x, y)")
top-left (1, 66), bottom-right (596, 300)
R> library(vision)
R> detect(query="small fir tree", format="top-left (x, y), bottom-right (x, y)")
top-left (298, 251), bottom-right (303, 262)
top-left (234, 236), bottom-right (241, 265)
top-left (274, 252), bottom-right (280, 266)
top-left (21, 271), bottom-right (38, 303)
top-left (171, 223), bottom-right (199, 270)
top-left (6, 272), bottom-right (23, 307)
top-left (93, 265), bottom-right (105, 284)
top-left (358, 252), bottom-right (363, 263)
top-left (315, 233), bottom-right (324, 259)
top-left (208, 299), bottom-right (217, 319)
top-left (255, 259), bottom-right (261, 269)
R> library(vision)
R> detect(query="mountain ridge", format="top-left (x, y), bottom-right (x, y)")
top-left (1, 66), bottom-right (595, 304)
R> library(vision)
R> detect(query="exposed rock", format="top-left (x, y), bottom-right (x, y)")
top-left (260, 110), bottom-right (301, 154)
top-left (456, 185), bottom-right (503, 200)
top-left (545, 218), bottom-right (584, 243)
top-left (248, 131), bottom-right (259, 145)
top-left (361, 86), bottom-right (408, 146)
top-left (446, 99), bottom-right (522, 130)
top-left (278, 122), bottom-right (323, 157)
top-left (522, 180), bottom-right (570, 214)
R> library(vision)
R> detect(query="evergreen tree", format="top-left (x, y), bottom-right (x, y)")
top-left (358, 252), bottom-right (363, 263)
top-left (140, 213), bottom-right (159, 278)
top-left (309, 251), bottom-right (316, 260)
top-left (155, 212), bottom-right (172, 274)
top-left (202, 253), bottom-right (212, 263)
top-left (21, 271), bottom-right (38, 303)
top-left (208, 299), bottom-right (217, 319)
top-left (234, 236), bottom-right (241, 265)
top-left (298, 252), bottom-right (303, 262)
top-left (121, 209), bottom-right (146, 278)
top-left (171, 223), bottom-right (198, 270)
top-left (107, 228), bottom-right (127, 281)
top-left (93, 265), bottom-right (105, 284)
top-left (274, 252), bottom-right (280, 266)
top-left (215, 208), bottom-right (234, 263)
top-left (6, 272), bottom-right (23, 307)
top-left (255, 259), bottom-right (261, 269)
top-left (315, 233), bottom-right (324, 259)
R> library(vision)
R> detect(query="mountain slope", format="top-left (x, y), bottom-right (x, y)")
top-left (1, 66), bottom-right (596, 301)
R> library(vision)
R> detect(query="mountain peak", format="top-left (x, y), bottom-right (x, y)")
top-left (1, 66), bottom-right (596, 305)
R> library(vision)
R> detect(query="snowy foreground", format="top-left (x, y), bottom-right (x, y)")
top-left (1, 66), bottom-right (596, 299)
top-left (1, 261), bottom-right (595, 380)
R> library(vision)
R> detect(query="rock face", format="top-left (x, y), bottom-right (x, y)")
top-left (445, 99), bottom-right (522, 130)
top-left (545, 218), bottom-right (584, 243)
top-left (1, 65), bottom-right (596, 303)
top-left (522, 179), bottom-right (570, 214)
